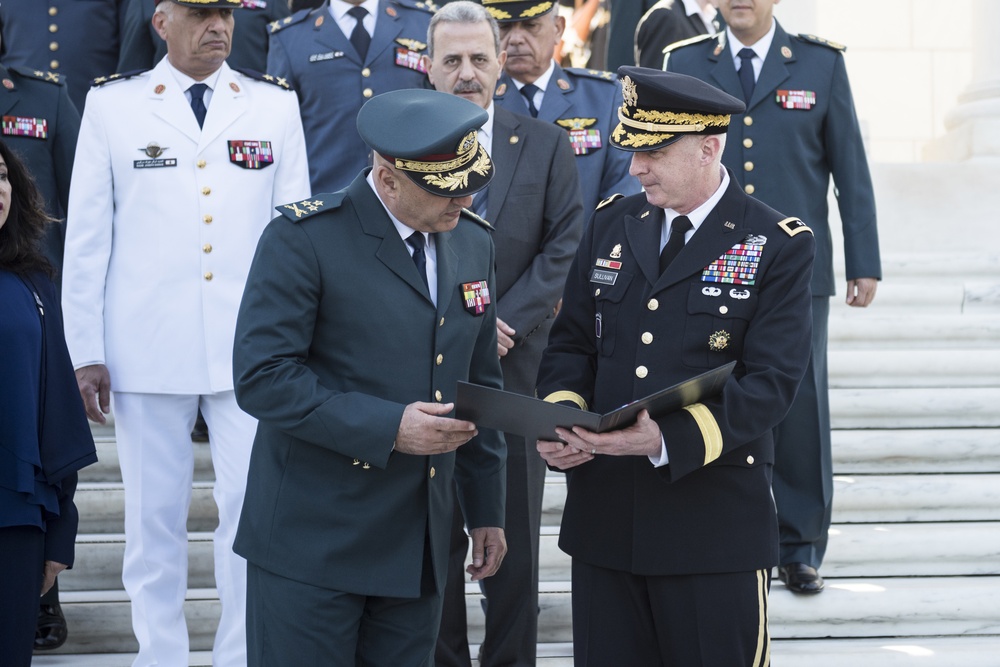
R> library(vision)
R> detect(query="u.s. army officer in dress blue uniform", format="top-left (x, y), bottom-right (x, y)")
top-left (535, 67), bottom-right (816, 666)
top-left (61, 2), bottom-right (311, 665)
top-left (488, 0), bottom-right (638, 217)
top-left (267, 0), bottom-right (436, 193)
top-left (666, 0), bottom-right (881, 594)
top-left (233, 88), bottom-right (507, 667)
top-left (0, 63), bottom-right (80, 278)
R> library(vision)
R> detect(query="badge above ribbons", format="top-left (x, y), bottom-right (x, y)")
top-left (228, 140), bottom-right (274, 169)
top-left (556, 117), bottom-right (601, 155)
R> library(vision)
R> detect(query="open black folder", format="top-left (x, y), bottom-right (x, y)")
top-left (456, 361), bottom-right (735, 442)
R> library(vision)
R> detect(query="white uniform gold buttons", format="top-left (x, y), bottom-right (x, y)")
top-left (197, 159), bottom-right (206, 168)
top-left (203, 214), bottom-right (212, 224)
top-left (202, 244), bottom-right (212, 253)
top-left (201, 186), bottom-right (211, 195)
top-left (647, 298), bottom-right (659, 311)
top-left (636, 366), bottom-right (648, 379)
top-left (204, 271), bottom-right (213, 281)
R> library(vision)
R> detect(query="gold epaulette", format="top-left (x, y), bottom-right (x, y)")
top-left (596, 193), bottom-right (625, 211)
top-left (796, 34), bottom-right (847, 52)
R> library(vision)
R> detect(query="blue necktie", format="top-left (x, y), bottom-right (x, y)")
top-left (188, 83), bottom-right (208, 128)
top-left (737, 48), bottom-right (756, 103)
top-left (406, 232), bottom-right (428, 288)
top-left (520, 83), bottom-right (540, 118)
top-left (348, 6), bottom-right (371, 61)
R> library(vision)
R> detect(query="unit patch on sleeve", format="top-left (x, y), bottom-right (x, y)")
top-left (228, 140), bottom-right (274, 169)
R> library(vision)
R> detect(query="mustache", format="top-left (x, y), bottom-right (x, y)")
top-left (453, 81), bottom-right (483, 95)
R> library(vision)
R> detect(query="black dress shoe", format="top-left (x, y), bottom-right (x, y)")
top-left (35, 603), bottom-right (68, 650)
top-left (191, 411), bottom-right (209, 443)
top-left (778, 563), bottom-right (825, 594)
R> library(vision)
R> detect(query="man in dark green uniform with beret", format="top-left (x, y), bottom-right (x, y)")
top-left (233, 87), bottom-right (508, 667)
top-left (536, 66), bottom-right (815, 665)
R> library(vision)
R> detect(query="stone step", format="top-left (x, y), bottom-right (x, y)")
top-left (828, 312), bottom-right (1000, 349)
top-left (75, 482), bottom-right (218, 534)
top-left (538, 521), bottom-right (1000, 582)
top-left (829, 349), bottom-right (1000, 387)
top-left (30, 636), bottom-right (1000, 667)
top-left (44, 576), bottom-right (1000, 654)
top-left (833, 428), bottom-right (1000, 473)
top-left (830, 387), bottom-right (1000, 429)
top-left (827, 280), bottom-right (997, 312)
top-left (82, 437), bottom-right (215, 484)
top-left (61, 533), bottom-right (216, 591)
top-left (542, 473), bottom-right (1000, 525)
top-left (869, 253), bottom-right (1000, 280)
top-left (63, 520), bottom-right (1000, 592)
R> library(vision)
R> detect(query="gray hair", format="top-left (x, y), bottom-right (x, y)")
top-left (427, 1), bottom-right (501, 58)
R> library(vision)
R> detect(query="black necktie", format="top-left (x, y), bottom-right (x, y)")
top-left (520, 83), bottom-right (540, 118)
top-left (406, 232), bottom-right (428, 288)
top-left (188, 83), bottom-right (208, 128)
top-left (348, 6), bottom-right (371, 61)
top-left (737, 48), bottom-right (756, 103)
top-left (659, 215), bottom-right (693, 274)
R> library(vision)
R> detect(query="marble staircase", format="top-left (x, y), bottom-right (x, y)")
top-left (34, 244), bottom-right (1000, 666)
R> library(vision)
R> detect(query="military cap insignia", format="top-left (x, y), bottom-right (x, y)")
top-left (557, 118), bottom-right (601, 155)
top-left (91, 69), bottom-right (147, 87)
top-left (461, 280), bottom-right (492, 315)
top-left (228, 140), bottom-right (274, 169)
top-left (708, 330), bottom-right (730, 352)
top-left (797, 34), bottom-right (847, 51)
top-left (236, 68), bottom-right (292, 90)
top-left (778, 217), bottom-right (812, 237)
top-left (279, 197), bottom-right (334, 221)
top-left (776, 89), bottom-right (816, 110)
top-left (702, 238), bottom-right (764, 285)
top-left (2, 116), bottom-right (48, 140)
top-left (596, 193), bottom-right (624, 211)
top-left (621, 76), bottom-right (637, 106)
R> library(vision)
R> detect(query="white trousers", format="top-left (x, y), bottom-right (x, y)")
top-left (112, 392), bottom-right (256, 667)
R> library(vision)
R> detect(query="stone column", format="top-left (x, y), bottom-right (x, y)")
top-left (926, 0), bottom-right (1000, 161)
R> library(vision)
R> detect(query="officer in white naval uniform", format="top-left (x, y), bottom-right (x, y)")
top-left (61, 1), bottom-right (310, 665)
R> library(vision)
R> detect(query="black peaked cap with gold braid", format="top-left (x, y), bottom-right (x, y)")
top-left (476, 0), bottom-right (556, 23)
top-left (611, 66), bottom-right (745, 152)
top-left (357, 89), bottom-right (494, 198)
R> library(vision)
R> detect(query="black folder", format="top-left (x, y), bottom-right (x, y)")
top-left (456, 361), bottom-right (735, 441)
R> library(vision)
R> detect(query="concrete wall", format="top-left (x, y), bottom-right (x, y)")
top-left (773, 0), bottom-right (975, 164)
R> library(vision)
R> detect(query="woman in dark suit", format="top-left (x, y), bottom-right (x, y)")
top-left (0, 138), bottom-right (97, 666)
